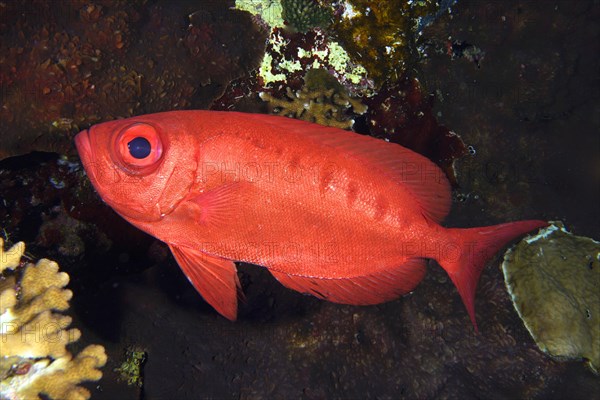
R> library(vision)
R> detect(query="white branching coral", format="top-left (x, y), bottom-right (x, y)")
top-left (0, 238), bottom-right (107, 400)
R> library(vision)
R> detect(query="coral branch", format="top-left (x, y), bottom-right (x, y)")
top-left (0, 238), bottom-right (106, 400)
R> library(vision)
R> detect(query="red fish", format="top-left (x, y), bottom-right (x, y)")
top-left (75, 111), bottom-right (546, 329)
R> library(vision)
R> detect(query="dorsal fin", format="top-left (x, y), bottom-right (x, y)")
top-left (242, 114), bottom-right (452, 223)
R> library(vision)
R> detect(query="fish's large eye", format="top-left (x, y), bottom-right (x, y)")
top-left (128, 137), bottom-right (151, 159)
top-left (116, 123), bottom-right (163, 169)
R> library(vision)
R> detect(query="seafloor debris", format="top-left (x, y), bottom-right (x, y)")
top-left (0, 238), bottom-right (107, 399)
top-left (259, 68), bottom-right (367, 129)
top-left (502, 222), bottom-right (600, 374)
top-left (449, 40), bottom-right (486, 68)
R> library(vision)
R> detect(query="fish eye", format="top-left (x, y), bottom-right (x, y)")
top-left (128, 137), bottom-right (151, 159)
top-left (116, 123), bottom-right (163, 170)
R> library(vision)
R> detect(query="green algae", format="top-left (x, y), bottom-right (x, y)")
top-left (502, 222), bottom-right (600, 374)
top-left (115, 346), bottom-right (147, 387)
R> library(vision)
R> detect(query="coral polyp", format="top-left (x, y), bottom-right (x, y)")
top-left (281, 0), bottom-right (332, 33)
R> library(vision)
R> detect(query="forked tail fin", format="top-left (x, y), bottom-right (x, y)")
top-left (440, 220), bottom-right (548, 331)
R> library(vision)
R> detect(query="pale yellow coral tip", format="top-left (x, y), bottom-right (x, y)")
top-left (0, 239), bottom-right (25, 272)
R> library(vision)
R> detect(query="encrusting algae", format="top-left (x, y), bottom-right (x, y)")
top-left (0, 238), bottom-right (106, 400)
top-left (260, 68), bottom-right (367, 129)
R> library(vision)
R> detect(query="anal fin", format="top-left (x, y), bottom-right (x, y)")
top-left (269, 259), bottom-right (427, 305)
top-left (169, 244), bottom-right (242, 320)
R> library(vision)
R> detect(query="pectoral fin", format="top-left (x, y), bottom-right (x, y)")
top-left (169, 244), bottom-right (242, 320)
top-left (184, 182), bottom-right (249, 227)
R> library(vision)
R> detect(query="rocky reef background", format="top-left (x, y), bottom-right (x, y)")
top-left (1, 0), bottom-right (599, 399)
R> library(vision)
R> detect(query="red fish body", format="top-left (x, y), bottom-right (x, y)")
top-left (75, 111), bottom-right (546, 328)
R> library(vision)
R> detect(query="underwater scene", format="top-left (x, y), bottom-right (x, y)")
top-left (0, 0), bottom-right (599, 399)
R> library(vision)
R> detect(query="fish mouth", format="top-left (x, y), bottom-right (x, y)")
top-left (75, 129), bottom-right (92, 159)
top-left (74, 129), bottom-right (96, 182)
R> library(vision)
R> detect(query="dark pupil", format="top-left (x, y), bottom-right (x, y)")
top-left (128, 137), bottom-right (151, 159)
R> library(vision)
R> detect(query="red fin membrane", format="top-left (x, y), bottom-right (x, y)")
top-left (243, 114), bottom-right (452, 223)
top-left (269, 258), bottom-right (427, 305)
top-left (185, 182), bottom-right (249, 227)
top-left (440, 220), bottom-right (548, 331)
top-left (169, 244), bottom-right (242, 320)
